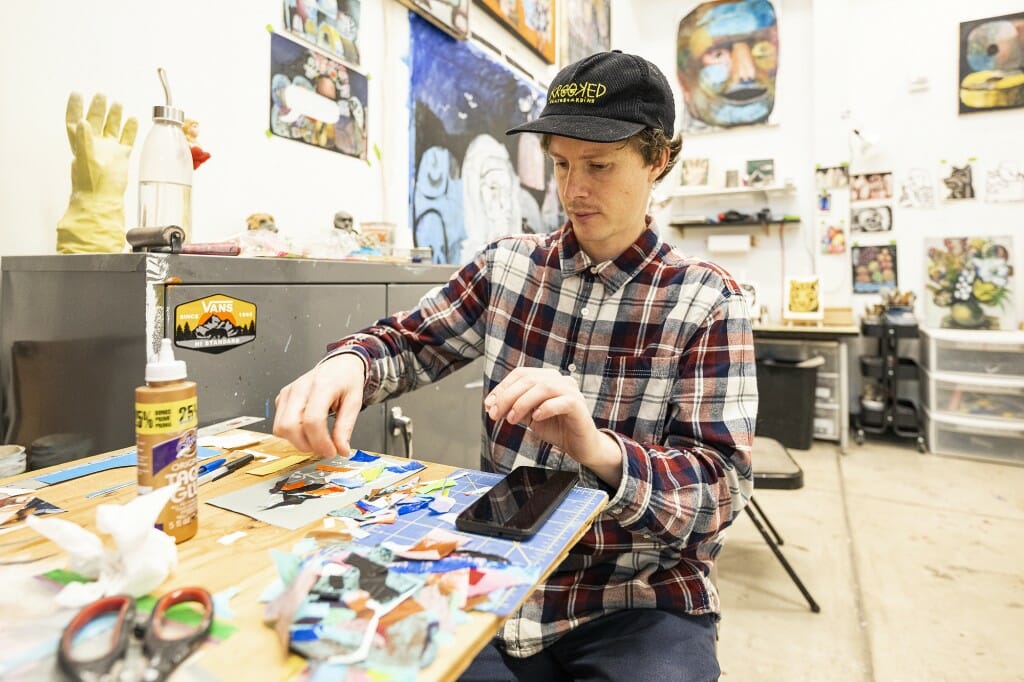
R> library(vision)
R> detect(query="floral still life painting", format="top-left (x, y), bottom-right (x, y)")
top-left (925, 236), bottom-right (1015, 330)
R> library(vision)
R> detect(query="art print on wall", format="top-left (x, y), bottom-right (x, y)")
top-left (821, 222), bottom-right (846, 254)
top-left (815, 165), bottom-right (849, 190)
top-left (924, 236), bottom-right (1014, 330)
top-left (852, 243), bottom-right (897, 294)
top-left (897, 168), bottom-right (937, 209)
top-left (784, 276), bottom-right (824, 322)
top-left (562, 0), bottom-right (610, 65)
top-left (850, 172), bottom-right (893, 202)
top-left (940, 162), bottom-right (976, 200)
top-left (476, 0), bottom-right (556, 63)
top-left (269, 33), bottom-right (368, 159)
top-left (958, 12), bottom-right (1024, 114)
top-left (409, 15), bottom-right (559, 264)
top-left (984, 160), bottom-right (1024, 202)
top-left (396, 0), bottom-right (470, 40)
top-left (676, 0), bottom-right (779, 133)
top-left (680, 158), bottom-right (710, 186)
top-left (283, 0), bottom-right (362, 66)
top-left (746, 159), bottom-right (775, 187)
top-left (851, 206), bottom-right (892, 233)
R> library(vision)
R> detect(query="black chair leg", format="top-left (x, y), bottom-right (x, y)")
top-left (749, 496), bottom-right (785, 545)
top-left (745, 505), bottom-right (821, 613)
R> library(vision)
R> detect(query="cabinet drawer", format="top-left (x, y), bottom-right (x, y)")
top-left (813, 404), bottom-right (839, 441)
top-left (922, 329), bottom-right (1024, 378)
top-left (924, 369), bottom-right (1024, 422)
top-left (815, 373), bottom-right (839, 403)
top-left (755, 338), bottom-right (839, 373)
top-left (925, 408), bottom-right (1024, 466)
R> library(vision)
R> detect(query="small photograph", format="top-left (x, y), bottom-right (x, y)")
top-left (680, 158), bottom-right (710, 186)
top-left (821, 222), bottom-right (847, 254)
top-left (851, 206), bottom-right (893, 233)
top-left (815, 165), bottom-right (850, 190)
top-left (852, 243), bottom-right (898, 294)
top-left (850, 172), bottom-right (893, 202)
top-left (940, 162), bottom-right (976, 200)
top-left (746, 159), bottom-right (775, 187)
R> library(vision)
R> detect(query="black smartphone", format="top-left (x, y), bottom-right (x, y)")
top-left (455, 466), bottom-right (578, 540)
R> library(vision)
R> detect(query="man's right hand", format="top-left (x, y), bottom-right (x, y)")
top-left (273, 353), bottom-right (366, 458)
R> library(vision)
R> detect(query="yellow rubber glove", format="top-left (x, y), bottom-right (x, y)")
top-left (55, 93), bottom-right (138, 253)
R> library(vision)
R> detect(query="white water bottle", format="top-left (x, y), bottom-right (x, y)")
top-left (138, 68), bottom-right (193, 241)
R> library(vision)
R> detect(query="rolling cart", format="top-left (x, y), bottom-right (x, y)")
top-left (855, 310), bottom-right (927, 451)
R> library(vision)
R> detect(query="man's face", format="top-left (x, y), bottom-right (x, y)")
top-left (547, 136), bottom-right (664, 262)
top-left (677, 0), bottom-right (778, 127)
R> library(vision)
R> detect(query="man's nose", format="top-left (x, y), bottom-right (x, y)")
top-left (729, 41), bottom-right (757, 82)
top-left (562, 166), bottom-right (589, 199)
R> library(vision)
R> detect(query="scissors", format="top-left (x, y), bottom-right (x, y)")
top-left (58, 587), bottom-right (213, 682)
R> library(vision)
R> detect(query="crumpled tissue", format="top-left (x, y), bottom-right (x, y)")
top-left (26, 485), bottom-right (178, 607)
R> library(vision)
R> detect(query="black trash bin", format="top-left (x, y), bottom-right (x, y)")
top-left (755, 356), bottom-right (824, 450)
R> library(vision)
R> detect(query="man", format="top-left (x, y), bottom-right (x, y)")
top-left (676, 0), bottom-right (779, 128)
top-left (275, 50), bottom-right (757, 681)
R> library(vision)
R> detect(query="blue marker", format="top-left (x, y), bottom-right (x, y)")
top-left (197, 458), bottom-right (226, 477)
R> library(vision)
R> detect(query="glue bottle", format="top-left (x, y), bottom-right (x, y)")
top-left (137, 68), bottom-right (193, 241)
top-left (136, 339), bottom-right (198, 543)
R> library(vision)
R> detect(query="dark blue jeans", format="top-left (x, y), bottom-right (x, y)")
top-left (458, 609), bottom-right (720, 681)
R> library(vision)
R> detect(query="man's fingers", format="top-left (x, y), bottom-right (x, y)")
top-left (331, 390), bottom-right (363, 457)
top-left (85, 94), bottom-right (106, 136)
top-left (103, 102), bottom-right (123, 139)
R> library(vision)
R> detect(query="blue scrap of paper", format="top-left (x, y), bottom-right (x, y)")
top-left (34, 447), bottom-right (221, 485)
top-left (350, 450), bottom-right (380, 462)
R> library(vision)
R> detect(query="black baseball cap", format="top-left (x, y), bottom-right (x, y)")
top-left (506, 50), bottom-right (675, 142)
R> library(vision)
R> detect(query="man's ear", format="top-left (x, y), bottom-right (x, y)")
top-left (649, 148), bottom-right (670, 182)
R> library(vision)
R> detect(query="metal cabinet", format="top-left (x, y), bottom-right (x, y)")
top-left (1, 254), bottom-right (481, 468)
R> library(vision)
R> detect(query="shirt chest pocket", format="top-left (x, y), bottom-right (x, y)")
top-left (597, 355), bottom-right (679, 441)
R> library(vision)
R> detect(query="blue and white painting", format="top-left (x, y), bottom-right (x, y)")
top-left (409, 15), bottom-right (561, 264)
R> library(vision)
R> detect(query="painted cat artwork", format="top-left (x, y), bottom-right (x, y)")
top-left (942, 164), bottom-right (976, 200)
top-left (784, 276), bottom-right (825, 322)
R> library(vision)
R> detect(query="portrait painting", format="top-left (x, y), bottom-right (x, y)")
top-left (476, 0), bottom-right (556, 63)
top-left (958, 12), bottom-right (1024, 114)
top-left (409, 15), bottom-right (559, 265)
top-left (269, 33), bottom-right (369, 159)
top-left (562, 0), bottom-right (610, 65)
top-left (676, 0), bottom-right (779, 132)
top-left (851, 206), bottom-right (893, 233)
top-left (940, 162), bottom-right (976, 200)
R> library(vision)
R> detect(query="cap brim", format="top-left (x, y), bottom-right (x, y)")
top-left (506, 115), bottom-right (645, 143)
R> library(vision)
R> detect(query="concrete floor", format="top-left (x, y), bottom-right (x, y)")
top-left (716, 438), bottom-right (1024, 681)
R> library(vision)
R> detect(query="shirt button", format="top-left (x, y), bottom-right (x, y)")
top-left (581, 307), bottom-right (590, 316)
top-left (568, 363), bottom-right (577, 373)
top-left (590, 266), bottom-right (599, 274)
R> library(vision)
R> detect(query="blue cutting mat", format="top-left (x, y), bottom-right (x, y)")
top-left (358, 469), bottom-right (608, 616)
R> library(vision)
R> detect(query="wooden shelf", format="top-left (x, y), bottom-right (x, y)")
top-left (670, 182), bottom-right (797, 199)
top-left (668, 218), bottom-right (801, 228)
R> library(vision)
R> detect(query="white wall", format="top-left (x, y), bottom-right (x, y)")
top-left (0, 0), bottom-right (554, 256)
top-left (1, 0), bottom-right (1022, 327)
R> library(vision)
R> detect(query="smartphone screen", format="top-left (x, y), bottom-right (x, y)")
top-left (455, 466), bottom-right (578, 539)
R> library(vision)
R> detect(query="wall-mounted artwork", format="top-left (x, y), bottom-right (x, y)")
top-left (940, 162), bottom-right (976, 200)
top-left (850, 172), bottom-right (893, 202)
top-left (984, 160), bottom-right (1024, 202)
top-left (396, 0), bottom-right (470, 40)
top-left (409, 15), bottom-right (558, 265)
top-left (783, 276), bottom-right (824, 322)
top-left (283, 0), bottom-right (362, 65)
top-left (562, 0), bottom-right (610, 65)
top-left (924, 236), bottom-right (1014, 330)
top-left (851, 206), bottom-right (892, 233)
top-left (746, 159), bottom-right (775, 187)
top-left (676, 0), bottom-right (779, 133)
top-left (269, 33), bottom-right (368, 159)
top-left (815, 165), bottom-right (849, 190)
top-left (681, 158), bottom-right (710, 186)
top-left (896, 168), bottom-right (936, 209)
top-left (475, 0), bottom-right (556, 63)
top-left (821, 222), bottom-right (847, 254)
top-left (852, 244), bottom-right (897, 294)
top-left (958, 12), bottom-right (1024, 114)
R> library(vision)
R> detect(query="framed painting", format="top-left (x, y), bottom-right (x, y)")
top-left (958, 12), bottom-right (1024, 114)
top-left (396, 0), bottom-right (470, 40)
top-left (561, 0), bottom-right (610, 65)
top-left (475, 0), bottom-right (556, 63)
top-left (924, 236), bottom-right (1014, 330)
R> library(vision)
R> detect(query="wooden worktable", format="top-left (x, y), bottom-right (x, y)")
top-left (0, 433), bottom-right (603, 680)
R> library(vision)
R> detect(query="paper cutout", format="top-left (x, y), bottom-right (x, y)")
top-left (248, 455), bottom-right (310, 476)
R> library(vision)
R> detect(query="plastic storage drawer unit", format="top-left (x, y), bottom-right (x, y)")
top-left (924, 408), bottom-right (1024, 466)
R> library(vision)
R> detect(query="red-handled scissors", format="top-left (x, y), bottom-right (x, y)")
top-left (58, 587), bottom-right (213, 682)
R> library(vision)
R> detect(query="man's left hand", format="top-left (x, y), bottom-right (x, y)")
top-left (485, 367), bottom-right (623, 486)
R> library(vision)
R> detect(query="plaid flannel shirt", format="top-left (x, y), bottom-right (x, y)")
top-left (328, 221), bottom-right (757, 657)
